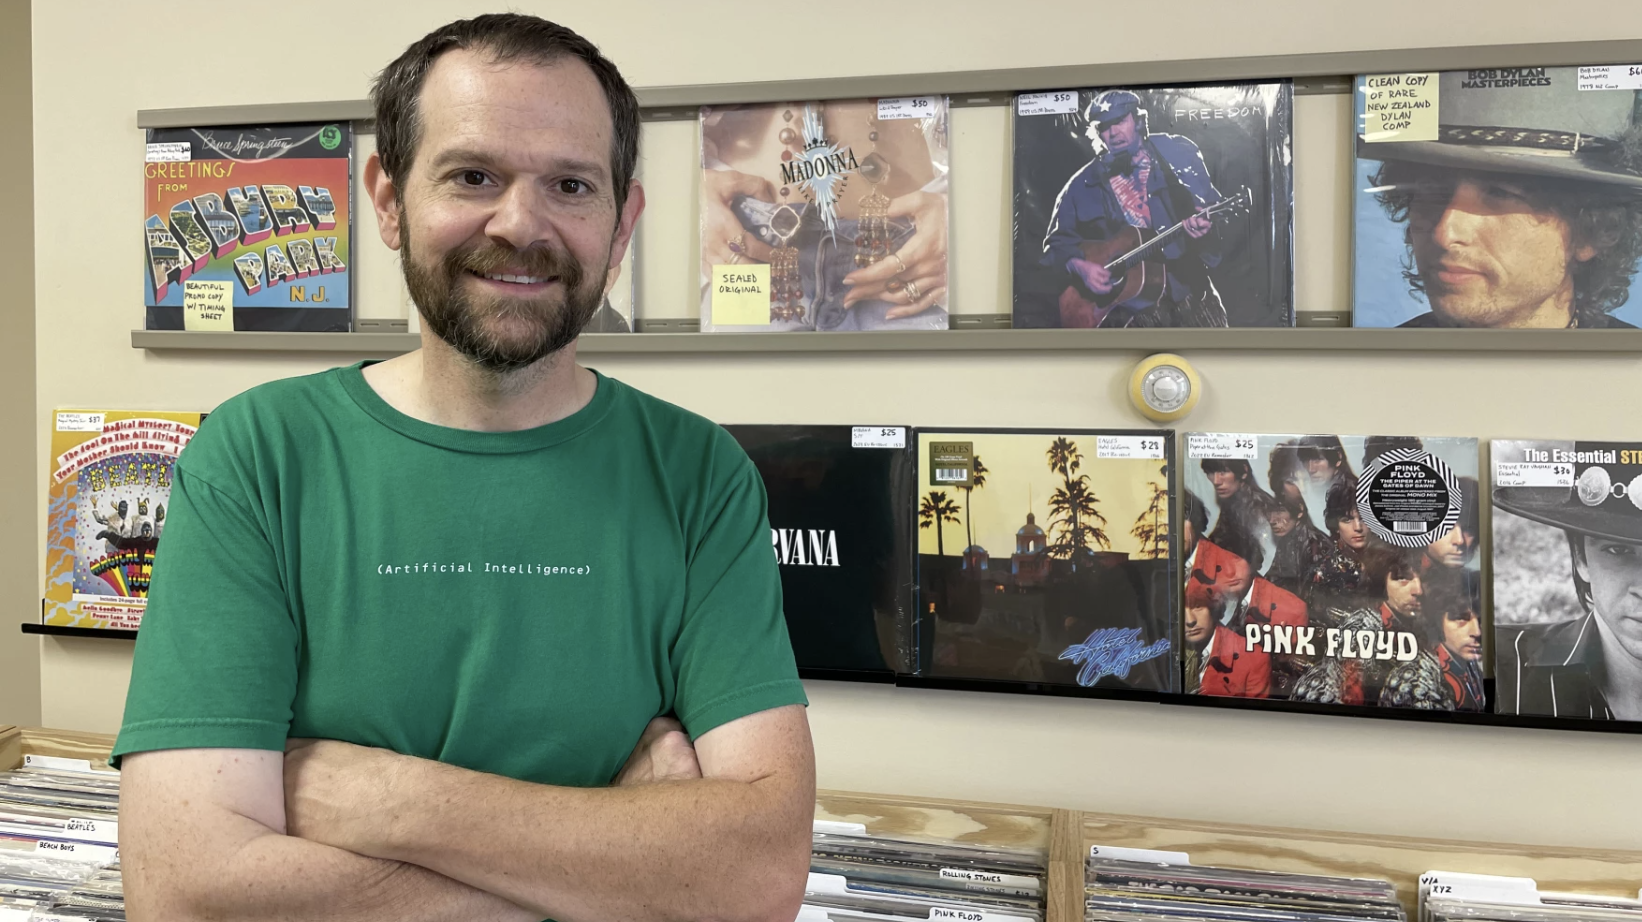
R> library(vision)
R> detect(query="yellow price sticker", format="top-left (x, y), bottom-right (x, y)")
top-left (1361, 73), bottom-right (1439, 143)
top-left (711, 264), bottom-right (771, 326)
top-left (183, 279), bottom-right (235, 331)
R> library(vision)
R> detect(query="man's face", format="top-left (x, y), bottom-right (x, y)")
top-left (1404, 168), bottom-right (1594, 328)
top-left (372, 50), bottom-right (639, 371)
top-left (1577, 535), bottom-right (1642, 662)
top-left (1184, 604), bottom-right (1215, 647)
top-left (1306, 456), bottom-right (1337, 482)
top-left (1336, 509), bottom-right (1368, 551)
top-left (1268, 507), bottom-right (1296, 538)
top-left (1441, 609), bottom-right (1482, 662)
top-left (1385, 571), bottom-right (1423, 617)
top-left (1208, 469), bottom-right (1241, 499)
top-left (1097, 114), bottom-right (1141, 158)
top-left (1426, 525), bottom-right (1477, 568)
top-left (1214, 553), bottom-right (1252, 601)
top-left (117, 501), bottom-right (128, 516)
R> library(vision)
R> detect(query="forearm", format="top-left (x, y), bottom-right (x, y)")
top-left (383, 766), bottom-right (811, 922)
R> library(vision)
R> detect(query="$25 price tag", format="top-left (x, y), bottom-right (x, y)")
top-left (1187, 433), bottom-right (1258, 460)
top-left (877, 96), bottom-right (936, 119)
top-left (1016, 91), bottom-right (1079, 116)
top-left (852, 426), bottom-right (906, 449)
top-left (1096, 435), bottom-right (1165, 460)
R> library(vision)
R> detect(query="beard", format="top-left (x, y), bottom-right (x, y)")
top-left (402, 215), bottom-right (609, 373)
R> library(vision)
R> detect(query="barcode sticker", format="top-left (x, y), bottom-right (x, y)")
top-left (33, 839), bottom-right (118, 863)
top-left (878, 96), bottom-right (937, 119)
top-left (1494, 462), bottom-right (1573, 488)
top-left (851, 426), bottom-right (906, 449)
top-left (23, 755), bottom-right (95, 773)
top-left (935, 468), bottom-right (968, 483)
top-left (1097, 435), bottom-right (1166, 460)
top-left (1578, 64), bottom-right (1642, 91)
top-left (1089, 845), bottom-right (1190, 865)
top-left (1017, 91), bottom-right (1079, 116)
top-left (145, 141), bottom-right (190, 162)
top-left (1393, 521), bottom-right (1426, 533)
top-left (1186, 433), bottom-right (1258, 460)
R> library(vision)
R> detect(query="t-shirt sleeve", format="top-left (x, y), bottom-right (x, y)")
top-left (112, 431), bottom-right (299, 764)
top-left (670, 447), bottom-right (807, 741)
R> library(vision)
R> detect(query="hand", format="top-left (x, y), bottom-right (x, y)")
top-left (701, 169), bottom-right (777, 272)
top-left (614, 716), bottom-right (701, 786)
top-left (283, 738), bottom-right (403, 855)
top-left (1067, 257), bottom-right (1115, 295)
top-left (1183, 208), bottom-right (1213, 239)
top-left (841, 191), bottom-right (948, 320)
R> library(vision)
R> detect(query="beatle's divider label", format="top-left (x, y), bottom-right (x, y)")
top-left (33, 839), bottom-right (118, 863)
top-left (1016, 91), bottom-right (1079, 116)
top-left (878, 96), bottom-right (938, 120)
top-left (1578, 64), bottom-right (1642, 91)
top-left (939, 867), bottom-right (1042, 891)
top-left (852, 426), bottom-right (907, 450)
top-left (1186, 433), bottom-right (1257, 461)
top-left (1096, 435), bottom-right (1166, 460)
top-left (1089, 844), bottom-right (1191, 865)
top-left (1494, 462), bottom-right (1574, 488)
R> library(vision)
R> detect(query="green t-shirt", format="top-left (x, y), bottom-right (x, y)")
top-left (113, 363), bottom-right (806, 789)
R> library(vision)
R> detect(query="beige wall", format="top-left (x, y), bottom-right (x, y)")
top-left (1, 0), bottom-right (39, 727)
top-left (33, 0), bottom-right (1642, 849)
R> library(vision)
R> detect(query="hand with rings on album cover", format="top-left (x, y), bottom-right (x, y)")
top-left (701, 168), bottom-right (777, 269)
top-left (841, 191), bottom-right (948, 320)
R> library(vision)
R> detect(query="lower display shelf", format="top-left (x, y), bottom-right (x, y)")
top-left (21, 623), bottom-right (138, 640)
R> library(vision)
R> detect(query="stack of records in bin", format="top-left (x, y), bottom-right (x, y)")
top-left (0, 760), bottom-right (124, 921)
top-left (1420, 871), bottom-right (1642, 922)
top-left (1086, 849), bottom-right (1405, 921)
top-left (801, 823), bottom-right (1046, 922)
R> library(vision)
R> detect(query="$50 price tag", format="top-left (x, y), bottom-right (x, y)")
top-left (877, 96), bottom-right (936, 119)
top-left (1097, 435), bottom-right (1165, 460)
top-left (1016, 91), bottom-right (1079, 116)
top-left (1187, 433), bottom-right (1258, 460)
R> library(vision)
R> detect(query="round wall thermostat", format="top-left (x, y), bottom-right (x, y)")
top-left (1129, 353), bottom-right (1201, 422)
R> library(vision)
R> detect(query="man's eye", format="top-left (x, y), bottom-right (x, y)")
top-left (558, 179), bottom-right (588, 195)
top-left (1603, 544), bottom-right (1636, 558)
top-left (459, 170), bottom-right (488, 187)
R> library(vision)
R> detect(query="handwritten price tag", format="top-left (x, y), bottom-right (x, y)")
top-left (1578, 64), bottom-right (1642, 91)
top-left (1097, 435), bottom-right (1165, 460)
top-left (878, 96), bottom-right (936, 119)
top-left (851, 426), bottom-right (906, 449)
top-left (1187, 433), bottom-right (1258, 460)
top-left (1017, 91), bottom-right (1079, 116)
top-left (1494, 462), bottom-right (1573, 488)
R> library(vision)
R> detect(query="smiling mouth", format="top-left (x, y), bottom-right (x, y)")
top-left (470, 270), bottom-right (555, 285)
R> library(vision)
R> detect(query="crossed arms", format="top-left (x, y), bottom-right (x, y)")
top-left (119, 705), bottom-right (814, 922)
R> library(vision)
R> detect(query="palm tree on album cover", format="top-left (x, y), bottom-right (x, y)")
top-left (957, 455), bottom-right (988, 550)
top-left (1045, 438), bottom-right (1107, 568)
top-left (1131, 465), bottom-right (1169, 560)
top-left (919, 490), bottom-right (962, 557)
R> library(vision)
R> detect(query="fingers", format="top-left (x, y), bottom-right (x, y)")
top-left (884, 285), bottom-right (948, 321)
top-left (701, 212), bottom-right (775, 269)
top-left (846, 272), bottom-right (944, 309)
top-left (705, 168), bottom-right (778, 205)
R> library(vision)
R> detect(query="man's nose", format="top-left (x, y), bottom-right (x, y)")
top-left (1430, 185), bottom-right (1482, 250)
top-left (486, 181), bottom-right (561, 252)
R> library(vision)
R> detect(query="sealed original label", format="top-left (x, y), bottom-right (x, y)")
top-left (940, 867), bottom-right (1041, 891)
top-left (929, 441), bottom-right (974, 487)
top-left (1358, 449), bottom-right (1460, 547)
top-left (1186, 433), bottom-right (1257, 460)
top-left (852, 426), bottom-right (906, 450)
top-left (1089, 844), bottom-right (1190, 865)
top-left (878, 96), bottom-right (937, 119)
top-left (53, 412), bottom-right (105, 433)
top-left (1017, 91), bottom-right (1079, 116)
top-left (1097, 435), bottom-right (1166, 460)
top-left (23, 754), bottom-right (95, 773)
top-left (1578, 64), bottom-right (1642, 91)
top-left (144, 141), bottom-right (190, 162)
top-left (33, 839), bottom-right (118, 863)
top-left (1494, 461), bottom-right (1573, 488)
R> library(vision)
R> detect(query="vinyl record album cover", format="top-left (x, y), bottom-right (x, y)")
top-left (699, 98), bottom-right (950, 332)
top-left (913, 429), bottom-right (1175, 692)
top-left (585, 230), bottom-right (636, 333)
top-left (727, 425), bottom-right (914, 677)
top-left (1181, 433), bottom-right (1481, 710)
top-left (1011, 82), bottom-right (1294, 328)
top-left (1351, 68), bottom-right (1642, 328)
top-left (144, 123), bottom-right (353, 331)
top-left (1492, 440), bottom-right (1642, 721)
top-left (44, 410), bottom-right (203, 630)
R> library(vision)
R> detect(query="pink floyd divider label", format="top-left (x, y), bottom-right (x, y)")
top-left (1357, 449), bottom-right (1460, 547)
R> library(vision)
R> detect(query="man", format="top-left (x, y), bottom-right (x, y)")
top-left (1041, 89), bottom-right (1226, 327)
top-left (1180, 489), bottom-right (1208, 576)
top-left (1183, 581), bottom-right (1269, 698)
top-left (1264, 442), bottom-right (1334, 596)
top-left (1368, 545), bottom-right (1425, 637)
top-left (1496, 455), bottom-right (1642, 721)
top-left (1302, 479), bottom-right (1372, 615)
top-left (1199, 458), bottom-right (1275, 556)
top-left (1380, 581), bottom-right (1484, 711)
top-left (1362, 74), bottom-right (1642, 328)
top-left (115, 16), bottom-right (813, 922)
top-left (1191, 532), bottom-right (1305, 633)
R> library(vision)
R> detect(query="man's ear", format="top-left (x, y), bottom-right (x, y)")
top-left (364, 151), bottom-right (404, 252)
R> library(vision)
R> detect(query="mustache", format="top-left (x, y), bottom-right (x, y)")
top-left (450, 242), bottom-right (583, 285)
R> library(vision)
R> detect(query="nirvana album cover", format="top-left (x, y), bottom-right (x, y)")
top-left (1492, 440), bottom-right (1642, 721)
top-left (1011, 82), bottom-right (1294, 329)
top-left (726, 425), bottom-right (914, 678)
top-left (144, 123), bottom-right (353, 332)
top-left (1181, 433), bottom-right (1482, 710)
top-left (44, 410), bottom-right (204, 631)
top-left (699, 98), bottom-right (950, 332)
top-left (1351, 68), bottom-right (1642, 328)
top-left (913, 429), bottom-right (1175, 693)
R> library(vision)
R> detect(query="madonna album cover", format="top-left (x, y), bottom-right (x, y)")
top-left (1181, 433), bottom-right (1481, 710)
top-left (1011, 82), bottom-right (1293, 328)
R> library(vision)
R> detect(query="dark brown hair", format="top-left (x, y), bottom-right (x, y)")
top-left (371, 14), bottom-right (640, 210)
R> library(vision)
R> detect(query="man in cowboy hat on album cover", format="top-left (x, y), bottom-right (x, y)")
top-left (1354, 68), bottom-right (1642, 328)
top-left (1494, 440), bottom-right (1642, 721)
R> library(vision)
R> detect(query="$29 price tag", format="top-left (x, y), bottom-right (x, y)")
top-left (877, 96), bottom-right (936, 119)
top-left (1187, 433), bottom-right (1258, 460)
top-left (1097, 435), bottom-right (1165, 460)
top-left (1016, 91), bottom-right (1079, 116)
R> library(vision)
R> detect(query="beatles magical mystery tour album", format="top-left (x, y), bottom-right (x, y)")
top-left (144, 122), bottom-right (353, 332)
top-left (1181, 433), bottom-right (1482, 710)
top-left (726, 425), bottom-right (915, 678)
top-left (1352, 66), bottom-right (1642, 328)
top-left (699, 98), bottom-right (951, 332)
top-left (1011, 82), bottom-right (1294, 329)
top-left (1491, 440), bottom-right (1642, 722)
top-left (913, 429), bottom-right (1176, 693)
top-left (44, 410), bottom-right (203, 631)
